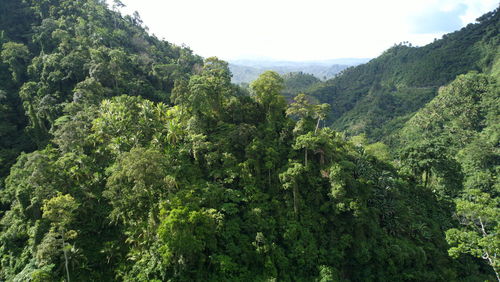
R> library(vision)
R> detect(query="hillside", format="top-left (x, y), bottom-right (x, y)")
top-left (0, 0), bottom-right (202, 184)
top-left (0, 1), bottom-right (498, 281)
top-left (308, 9), bottom-right (499, 142)
top-left (395, 70), bottom-right (499, 281)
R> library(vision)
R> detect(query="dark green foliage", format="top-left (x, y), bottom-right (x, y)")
top-left (1, 71), bottom-right (493, 280)
top-left (0, 1), bottom-right (498, 281)
top-left (0, 0), bottom-right (35, 43)
top-left (0, 0), bottom-right (201, 186)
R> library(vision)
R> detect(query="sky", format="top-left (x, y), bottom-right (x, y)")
top-left (110, 0), bottom-right (498, 61)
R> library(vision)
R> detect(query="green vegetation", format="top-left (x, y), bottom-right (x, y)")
top-left (0, 0), bottom-right (498, 281)
top-left (307, 10), bottom-right (499, 142)
top-left (0, 0), bottom-right (201, 186)
top-left (397, 72), bottom-right (499, 280)
top-left (282, 72), bottom-right (321, 101)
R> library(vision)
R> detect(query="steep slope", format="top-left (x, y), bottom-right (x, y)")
top-left (0, 1), bottom-right (497, 281)
top-left (396, 71), bottom-right (499, 278)
top-left (2, 60), bottom-right (494, 281)
top-left (308, 9), bottom-right (499, 142)
top-left (0, 0), bottom-right (202, 185)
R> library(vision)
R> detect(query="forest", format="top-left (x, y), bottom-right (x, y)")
top-left (0, 0), bottom-right (498, 281)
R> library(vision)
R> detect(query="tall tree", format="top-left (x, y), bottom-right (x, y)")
top-left (42, 193), bottom-right (79, 282)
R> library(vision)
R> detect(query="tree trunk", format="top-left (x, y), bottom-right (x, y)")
top-left (423, 169), bottom-right (431, 189)
top-left (315, 118), bottom-right (321, 134)
top-left (293, 183), bottom-right (298, 215)
top-left (61, 229), bottom-right (71, 282)
top-left (479, 217), bottom-right (500, 282)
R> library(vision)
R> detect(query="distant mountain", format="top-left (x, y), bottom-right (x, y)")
top-left (228, 58), bottom-right (370, 84)
top-left (230, 58), bottom-right (370, 67)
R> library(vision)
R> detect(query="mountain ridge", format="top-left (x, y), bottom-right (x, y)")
top-left (304, 8), bottom-right (499, 142)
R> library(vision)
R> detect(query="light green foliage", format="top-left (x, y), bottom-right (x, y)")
top-left (158, 205), bottom-right (222, 276)
top-left (287, 93), bottom-right (329, 134)
top-left (401, 72), bottom-right (495, 146)
top-left (91, 96), bottom-right (171, 154)
top-left (446, 189), bottom-right (499, 280)
top-left (41, 193), bottom-right (79, 282)
top-left (365, 142), bottom-right (391, 162)
top-left (172, 57), bottom-right (232, 120)
top-left (250, 70), bottom-right (286, 119)
top-left (42, 193), bottom-right (79, 227)
top-left (351, 135), bottom-right (392, 162)
top-left (317, 265), bottom-right (339, 282)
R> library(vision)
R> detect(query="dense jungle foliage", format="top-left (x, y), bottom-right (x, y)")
top-left (0, 0), bottom-right (498, 281)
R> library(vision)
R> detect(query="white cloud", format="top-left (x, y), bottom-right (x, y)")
top-left (110, 0), bottom-right (498, 61)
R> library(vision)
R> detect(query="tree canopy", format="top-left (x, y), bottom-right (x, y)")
top-left (0, 0), bottom-right (498, 281)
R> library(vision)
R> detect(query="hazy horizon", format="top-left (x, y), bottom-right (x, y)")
top-left (109, 0), bottom-right (498, 61)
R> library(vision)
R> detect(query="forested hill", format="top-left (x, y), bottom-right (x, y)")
top-left (0, 0), bottom-right (202, 183)
top-left (0, 1), bottom-right (498, 281)
top-left (308, 9), bottom-right (499, 142)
